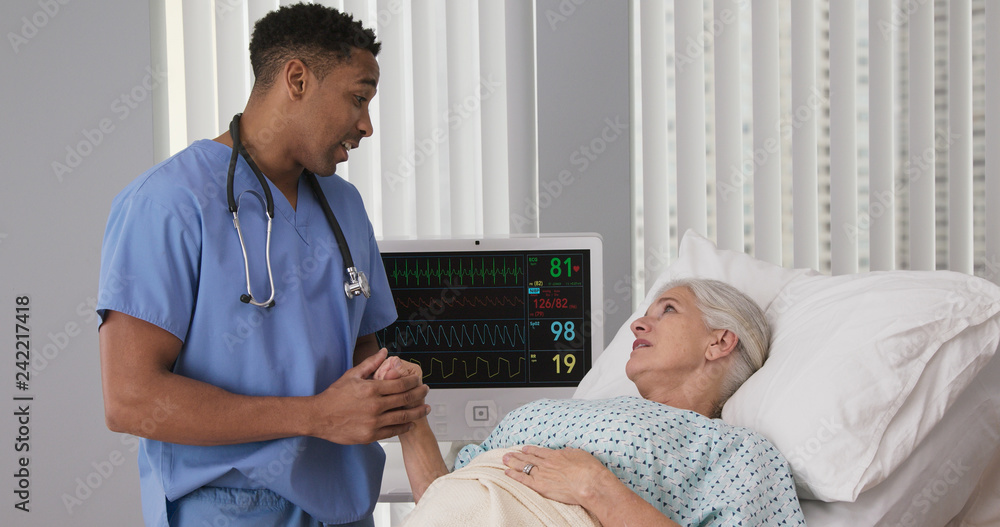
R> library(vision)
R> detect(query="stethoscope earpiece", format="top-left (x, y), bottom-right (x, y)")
top-left (226, 113), bottom-right (367, 308)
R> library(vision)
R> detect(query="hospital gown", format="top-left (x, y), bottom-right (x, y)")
top-left (454, 396), bottom-right (806, 526)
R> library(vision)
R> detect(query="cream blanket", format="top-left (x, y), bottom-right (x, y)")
top-left (400, 447), bottom-right (601, 527)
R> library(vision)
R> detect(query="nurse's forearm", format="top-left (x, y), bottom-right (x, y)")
top-left (399, 417), bottom-right (449, 502)
top-left (99, 311), bottom-right (308, 445)
top-left (104, 367), bottom-right (319, 445)
top-left (105, 360), bottom-right (427, 446)
top-left (100, 311), bottom-right (428, 446)
top-left (353, 332), bottom-right (381, 365)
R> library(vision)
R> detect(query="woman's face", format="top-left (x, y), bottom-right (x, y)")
top-left (625, 286), bottom-right (715, 392)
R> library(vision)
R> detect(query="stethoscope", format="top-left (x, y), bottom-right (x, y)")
top-left (226, 113), bottom-right (370, 308)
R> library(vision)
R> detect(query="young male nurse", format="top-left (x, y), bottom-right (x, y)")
top-left (97, 5), bottom-right (428, 525)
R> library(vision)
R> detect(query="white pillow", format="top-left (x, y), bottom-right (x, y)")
top-left (573, 230), bottom-right (816, 400)
top-left (800, 349), bottom-right (1000, 526)
top-left (947, 440), bottom-right (1000, 526)
top-left (575, 230), bottom-right (1000, 504)
top-left (725, 271), bottom-right (1000, 501)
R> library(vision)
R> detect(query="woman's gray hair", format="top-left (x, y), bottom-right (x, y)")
top-left (658, 278), bottom-right (770, 416)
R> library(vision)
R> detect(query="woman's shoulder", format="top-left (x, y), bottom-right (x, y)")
top-left (705, 414), bottom-right (792, 470)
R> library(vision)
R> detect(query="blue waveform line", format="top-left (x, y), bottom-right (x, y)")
top-left (381, 323), bottom-right (526, 348)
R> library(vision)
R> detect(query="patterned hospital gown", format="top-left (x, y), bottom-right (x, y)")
top-left (454, 397), bottom-right (805, 526)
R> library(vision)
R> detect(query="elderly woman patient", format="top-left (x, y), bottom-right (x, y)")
top-left (377, 279), bottom-right (805, 526)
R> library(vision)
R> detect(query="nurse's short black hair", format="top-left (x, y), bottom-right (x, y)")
top-left (249, 3), bottom-right (380, 91)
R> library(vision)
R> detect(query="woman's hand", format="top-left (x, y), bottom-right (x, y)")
top-left (373, 354), bottom-right (425, 412)
top-left (503, 445), bottom-right (683, 527)
top-left (373, 353), bottom-right (423, 382)
top-left (501, 445), bottom-right (616, 507)
top-left (375, 353), bottom-right (446, 502)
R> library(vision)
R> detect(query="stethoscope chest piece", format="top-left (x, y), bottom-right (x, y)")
top-left (345, 267), bottom-right (371, 299)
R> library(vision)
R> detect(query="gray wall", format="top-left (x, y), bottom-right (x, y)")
top-left (533, 0), bottom-right (632, 345)
top-left (1, 1), bottom-right (152, 524)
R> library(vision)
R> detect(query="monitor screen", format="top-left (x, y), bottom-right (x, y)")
top-left (376, 236), bottom-right (604, 442)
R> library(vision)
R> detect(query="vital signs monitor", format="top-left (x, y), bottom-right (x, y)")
top-left (375, 236), bottom-right (604, 442)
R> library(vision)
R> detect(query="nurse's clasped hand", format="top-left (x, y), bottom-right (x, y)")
top-left (308, 348), bottom-right (430, 445)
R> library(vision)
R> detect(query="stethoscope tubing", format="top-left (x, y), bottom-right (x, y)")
top-left (225, 113), bottom-right (369, 307)
top-left (232, 208), bottom-right (276, 307)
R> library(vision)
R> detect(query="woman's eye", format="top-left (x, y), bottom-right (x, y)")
top-left (355, 95), bottom-right (366, 105)
top-left (663, 305), bottom-right (676, 314)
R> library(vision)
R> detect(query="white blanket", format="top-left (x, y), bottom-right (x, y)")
top-left (400, 447), bottom-right (601, 527)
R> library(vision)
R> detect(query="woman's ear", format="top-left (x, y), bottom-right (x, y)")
top-left (706, 329), bottom-right (739, 361)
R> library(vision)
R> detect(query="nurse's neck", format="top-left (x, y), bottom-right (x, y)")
top-left (214, 100), bottom-right (303, 210)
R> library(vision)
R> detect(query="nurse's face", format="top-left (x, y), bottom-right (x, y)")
top-left (297, 48), bottom-right (379, 177)
top-left (625, 286), bottom-right (715, 391)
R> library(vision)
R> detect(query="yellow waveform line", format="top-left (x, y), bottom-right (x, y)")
top-left (464, 356), bottom-right (525, 379)
top-left (409, 356), bottom-right (525, 380)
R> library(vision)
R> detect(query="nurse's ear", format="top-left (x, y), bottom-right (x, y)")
top-left (281, 58), bottom-right (310, 101)
top-left (705, 329), bottom-right (738, 362)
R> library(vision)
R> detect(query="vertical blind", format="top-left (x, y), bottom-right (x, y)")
top-left (868, 0), bottom-right (894, 272)
top-left (631, 0), bottom-right (999, 290)
top-left (907, 0), bottom-right (936, 271)
top-left (713, 0), bottom-right (745, 255)
top-left (790, 0), bottom-right (819, 270)
top-left (989, 1), bottom-right (1000, 281)
top-left (153, 0), bottom-right (534, 240)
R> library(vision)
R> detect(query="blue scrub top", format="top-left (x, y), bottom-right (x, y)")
top-left (97, 140), bottom-right (397, 526)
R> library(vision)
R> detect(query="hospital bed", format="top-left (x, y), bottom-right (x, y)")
top-left (573, 230), bottom-right (1000, 526)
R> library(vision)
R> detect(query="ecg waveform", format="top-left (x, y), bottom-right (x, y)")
top-left (378, 322), bottom-right (527, 352)
top-left (406, 354), bottom-right (527, 384)
top-left (393, 291), bottom-right (524, 319)
top-left (386, 256), bottom-right (524, 287)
